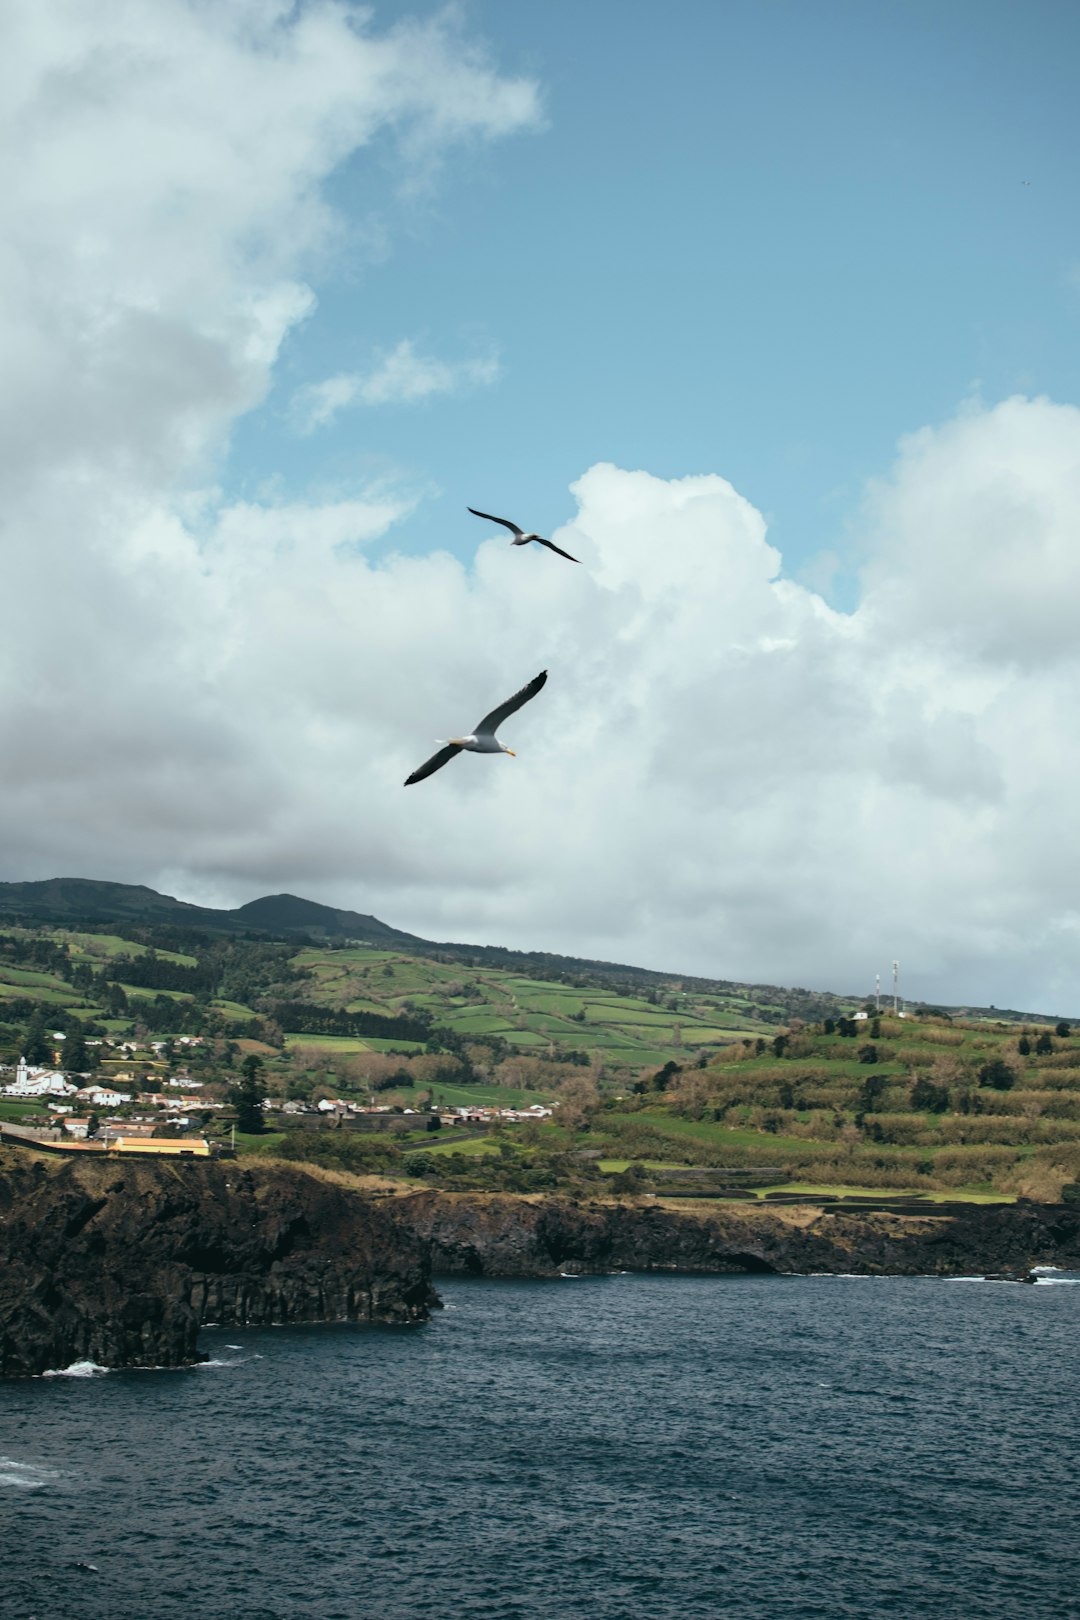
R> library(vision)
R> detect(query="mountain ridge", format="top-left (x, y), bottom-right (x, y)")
top-left (0, 877), bottom-right (418, 948)
top-left (0, 875), bottom-right (1067, 1024)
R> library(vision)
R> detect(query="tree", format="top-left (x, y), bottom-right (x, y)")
top-left (61, 1020), bottom-right (90, 1074)
top-left (555, 1074), bottom-right (599, 1133)
top-left (857, 1043), bottom-right (878, 1065)
top-left (426, 1113), bottom-right (442, 1132)
top-left (978, 1058), bottom-right (1016, 1091)
top-left (1035, 1032), bottom-right (1054, 1056)
top-left (23, 1009), bottom-right (53, 1067)
top-left (229, 1054), bottom-right (266, 1134)
top-left (1055, 1021), bottom-right (1071, 1039)
top-left (910, 1076), bottom-right (950, 1113)
top-left (1018, 1034), bottom-right (1031, 1056)
top-left (610, 1162), bottom-right (651, 1196)
top-left (857, 1072), bottom-right (888, 1111)
top-left (652, 1060), bottom-right (681, 1092)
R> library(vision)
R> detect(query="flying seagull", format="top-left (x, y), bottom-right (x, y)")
top-left (405, 670), bottom-right (548, 786)
top-left (467, 507), bottom-right (580, 563)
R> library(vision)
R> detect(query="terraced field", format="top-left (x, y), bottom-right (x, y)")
top-left (289, 947), bottom-right (769, 1065)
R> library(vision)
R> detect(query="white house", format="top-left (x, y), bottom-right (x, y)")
top-left (76, 1086), bottom-right (127, 1109)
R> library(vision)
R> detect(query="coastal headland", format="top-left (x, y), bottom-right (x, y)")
top-left (0, 1148), bottom-right (433, 1378)
top-left (3, 1148), bottom-right (1079, 1377)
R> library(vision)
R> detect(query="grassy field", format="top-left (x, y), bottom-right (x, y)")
top-left (592, 1163), bottom-right (1014, 1201)
top-left (0, 1099), bottom-right (44, 1122)
top-left (425, 1081), bottom-right (552, 1109)
top-left (284, 945), bottom-right (777, 1064)
top-left (0, 980), bottom-right (80, 1005)
top-left (420, 1135), bottom-right (503, 1157)
top-left (40, 931), bottom-right (198, 968)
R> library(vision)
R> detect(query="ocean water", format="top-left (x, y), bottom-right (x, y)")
top-left (3, 1272), bottom-right (1079, 1620)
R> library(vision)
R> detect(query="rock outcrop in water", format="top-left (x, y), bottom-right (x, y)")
top-left (402, 1190), bottom-right (1080, 1280)
top-left (0, 1151), bottom-right (434, 1378)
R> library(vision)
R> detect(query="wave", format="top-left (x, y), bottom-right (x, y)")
top-left (195, 1353), bottom-right (263, 1368)
top-left (0, 1458), bottom-right (59, 1489)
top-left (42, 1360), bottom-right (109, 1378)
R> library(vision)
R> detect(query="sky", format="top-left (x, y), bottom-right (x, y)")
top-left (2, 0), bottom-right (1080, 1012)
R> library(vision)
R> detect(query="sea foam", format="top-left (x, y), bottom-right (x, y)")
top-left (0, 1457), bottom-right (59, 1488)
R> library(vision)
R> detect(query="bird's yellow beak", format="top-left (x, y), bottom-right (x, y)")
top-left (505, 748), bottom-right (516, 757)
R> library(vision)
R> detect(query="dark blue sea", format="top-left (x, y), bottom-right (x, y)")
top-left (3, 1271), bottom-right (1078, 1620)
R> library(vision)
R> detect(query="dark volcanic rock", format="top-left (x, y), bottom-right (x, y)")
top-left (402, 1191), bottom-right (1080, 1280)
top-left (7, 1152), bottom-right (1078, 1380)
top-left (0, 1152), bottom-right (433, 1378)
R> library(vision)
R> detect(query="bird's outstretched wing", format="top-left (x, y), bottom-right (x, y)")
top-left (536, 536), bottom-right (580, 563)
top-left (468, 507), bottom-right (524, 537)
top-left (405, 743), bottom-right (463, 786)
top-left (475, 670), bottom-right (548, 738)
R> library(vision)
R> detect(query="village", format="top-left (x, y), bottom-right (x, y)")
top-left (0, 1029), bottom-right (553, 1159)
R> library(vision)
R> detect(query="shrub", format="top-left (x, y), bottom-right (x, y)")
top-left (978, 1058), bottom-right (1017, 1091)
top-left (276, 1132), bottom-right (402, 1174)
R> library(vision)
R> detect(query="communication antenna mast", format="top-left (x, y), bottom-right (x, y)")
top-left (875, 973), bottom-right (881, 1011)
top-left (892, 960), bottom-right (900, 1014)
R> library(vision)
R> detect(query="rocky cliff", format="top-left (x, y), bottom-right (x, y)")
top-left (402, 1190), bottom-right (1080, 1280)
top-left (0, 1151), bottom-right (434, 1378)
top-left (6, 1152), bottom-right (1079, 1378)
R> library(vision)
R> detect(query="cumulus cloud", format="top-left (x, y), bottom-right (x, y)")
top-left (292, 339), bottom-right (501, 430)
top-left (2, 5), bottom-right (1079, 1014)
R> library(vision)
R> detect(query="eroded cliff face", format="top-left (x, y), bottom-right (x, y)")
top-left (6, 1152), bottom-right (1079, 1379)
top-left (400, 1190), bottom-right (1080, 1280)
top-left (0, 1152), bottom-right (434, 1378)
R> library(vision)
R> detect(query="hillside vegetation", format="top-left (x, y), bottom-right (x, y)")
top-left (574, 1013), bottom-right (1080, 1200)
top-left (3, 916), bottom-right (1080, 1204)
top-left (0, 925), bottom-right (803, 1068)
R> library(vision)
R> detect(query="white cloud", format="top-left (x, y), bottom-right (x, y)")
top-left (2, 6), bottom-right (1080, 1015)
top-left (292, 339), bottom-right (501, 430)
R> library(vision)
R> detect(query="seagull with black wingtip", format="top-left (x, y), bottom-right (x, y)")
top-left (467, 507), bottom-right (580, 563)
top-left (404, 670), bottom-right (548, 786)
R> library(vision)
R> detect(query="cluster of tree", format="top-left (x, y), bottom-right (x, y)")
top-left (0, 933), bottom-right (72, 976)
top-left (402, 1141), bottom-right (573, 1193)
top-left (101, 952), bottom-right (215, 995)
top-left (275, 1129), bottom-right (403, 1175)
top-left (270, 1000), bottom-right (432, 1043)
top-left (632, 1059), bottom-right (682, 1095)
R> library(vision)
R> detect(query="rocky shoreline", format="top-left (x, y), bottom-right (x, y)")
top-left (0, 1152), bottom-right (433, 1378)
top-left (403, 1188), bottom-right (1080, 1281)
top-left (3, 1150), bottom-right (1079, 1376)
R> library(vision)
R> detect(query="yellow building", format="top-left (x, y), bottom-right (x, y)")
top-left (109, 1136), bottom-right (211, 1157)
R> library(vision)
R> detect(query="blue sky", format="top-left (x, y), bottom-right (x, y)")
top-left (5, 0), bottom-right (1080, 1009)
top-left (230, 0), bottom-right (1080, 598)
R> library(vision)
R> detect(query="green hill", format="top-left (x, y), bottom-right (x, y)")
top-left (582, 1012), bottom-right (1080, 1201)
top-left (3, 903), bottom-right (1079, 1202)
top-left (0, 878), bottom-right (421, 948)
